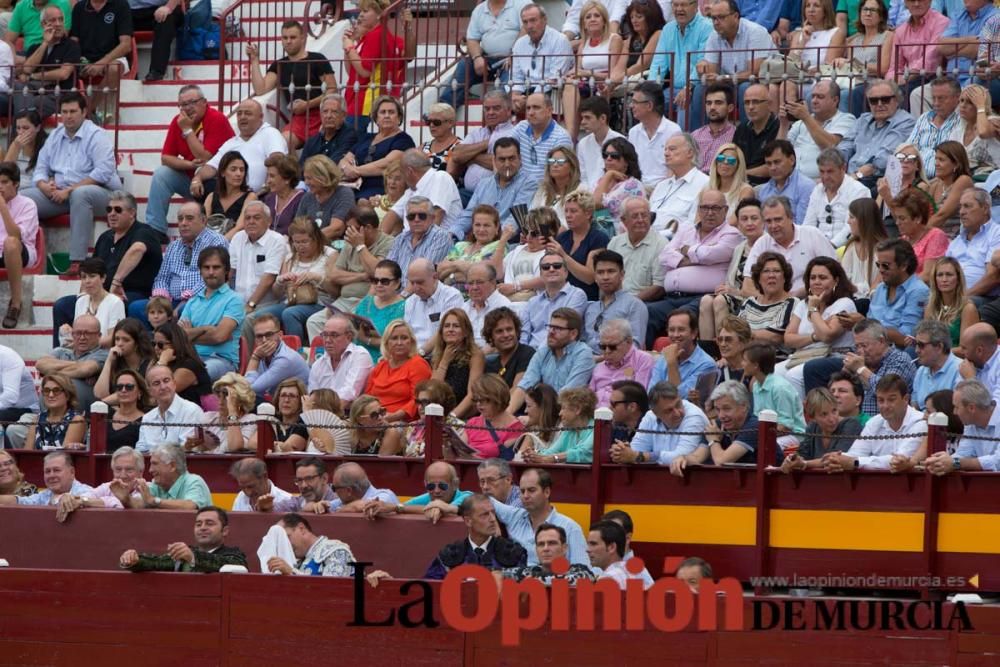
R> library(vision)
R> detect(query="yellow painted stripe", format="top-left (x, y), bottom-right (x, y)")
top-left (604, 504), bottom-right (757, 545)
top-left (770, 509), bottom-right (924, 552)
top-left (938, 513), bottom-right (1000, 554)
top-left (555, 503), bottom-right (593, 532)
top-left (212, 492), bottom-right (237, 509)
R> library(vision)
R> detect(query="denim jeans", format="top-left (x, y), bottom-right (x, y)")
top-left (146, 165), bottom-right (193, 236)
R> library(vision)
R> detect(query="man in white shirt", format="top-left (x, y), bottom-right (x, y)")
top-left (746, 195), bottom-right (837, 296)
top-left (136, 365), bottom-right (206, 453)
top-left (0, 343), bottom-right (38, 425)
top-left (382, 149), bottom-right (463, 238)
top-left (508, 3), bottom-right (574, 114)
top-left (232, 202), bottom-right (289, 342)
top-left (190, 98), bottom-right (288, 196)
top-left (778, 80), bottom-right (856, 180)
top-left (462, 262), bottom-right (512, 348)
top-left (404, 258), bottom-right (464, 354)
top-left (926, 379), bottom-right (1000, 475)
top-left (801, 148), bottom-right (871, 247)
top-left (308, 314), bottom-right (373, 402)
top-left (824, 374), bottom-right (926, 471)
top-left (587, 520), bottom-right (650, 590)
top-left (577, 96), bottom-right (625, 189)
top-left (230, 458), bottom-right (294, 512)
top-left (627, 81), bottom-right (681, 188)
top-left (648, 133), bottom-right (710, 236)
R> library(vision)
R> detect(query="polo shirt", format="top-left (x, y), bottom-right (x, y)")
top-left (230, 229), bottom-right (288, 306)
top-left (516, 119), bottom-right (573, 187)
top-left (733, 115), bottom-right (779, 186)
top-left (307, 342), bottom-right (374, 401)
top-left (757, 169), bottom-right (814, 226)
top-left (403, 282), bottom-right (465, 350)
top-left (489, 497), bottom-right (589, 565)
top-left (149, 471), bottom-right (213, 508)
top-left (608, 231), bottom-right (667, 296)
top-left (267, 52), bottom-right (333, 105)
top-left (10, 0), bottom-right (72, 49)
top-left (628, 116), bottom-right (681, 188)
top-left (517, 340), bottom-right (596, 392)
top-left (648, 345), bottom-right (717, 397)
top-left (25, 37), bottom-right (80, 90)
top-left (519, 283), bottom-right (589, 348)
top-left (702, 17), bottom-right (775, 75)
top-left (135, 394), bottom-right (205, 452)
top-left (631, 399), bottom-right (708, 464)
top-left (846, 405), bottom-right (926, 470)
top-left (467, 0), bottom-right (527, 55)
top-left (911, 354), bottom-right (961, 410)
top-left (300, 124), bottom-right (359, 166)
top-left (955, 404), bottom-right (1000, 471)
top-left (719, 415), bottom-right (762, 464)
top-left (946, 221), bottom-right (1000, 290)
top-left (245, 341), bottom-right (310, 397)
top-left (744, 226), bottom-right (837, 287)
top-left (184, 284), bottom-right (245, 364)
top-left (752, 374), bottom-right (806, 435)
top-left (648, 168), bottom-right (710, 233)
top-left (787, 111), bottom-right (857, 179)
top-left (161, 106), bottom-right (235, 178)
top-left (405, 489), bottom-right (473, 506)
top-left (70, 0), bottom-right (133, 62)
top-left (93, 222), bottom-right (163, 295)
top-left (868, 274), bottom-right (929, 338)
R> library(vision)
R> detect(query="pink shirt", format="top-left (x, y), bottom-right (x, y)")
top-left (908, 227), bottom-right (949, 276)
top-left (90, 481), bottom-right (128, 509)
top-left (465, 416), bottom-right (525, 459)
top-left (659, 221), bottom-right (744, 293)
top-left (0, 194), bottom-right (39, 266)
top-left (589, 345), bottom-right (655, 407)
top-left (886, 11), bottom-right (949, 81)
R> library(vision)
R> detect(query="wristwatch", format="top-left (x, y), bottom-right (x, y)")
top-left (854, 170), bottom-right (864, 179)
top-left (247, 301), bottom-right (257, 309)
top-left (227, 414), bottom-right (239, 423)
top-left (355, 244), bottom-right (366, 253)
top-left (953, 455), bottom-right (962, 471)
top-left (153, 496), bottom-right (162, 507)
top-left (635, 451), bottom-right (645, 463)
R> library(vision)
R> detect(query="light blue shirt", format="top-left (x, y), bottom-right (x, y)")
top-left (467, 0), bottom-right (528, 56)
top-left (520, 283), bottom-right (589, 348)
top-left (932, 0), bottom-right (965, 18)
top-left (518, 340), bottom-right (596, 392)
top-left (868, 274), bottom-right (929, 337)
top-left (752, 373), bottom-right (807, 435)
top-left (17, 479), bottom-right (94, 505)
top-left (840, 109), bottom-right (917, 175)
top-left (583, 290), bottom-right (649, 353)
top-left (757, 169), bottom-right (814, 225)
top-left (184, 284), bottom-right (245, 365)
top-left (702, 18), bottom-right (775, 75)
top-left (456, 170), bottom-right (538, 237)
top-left (630, 400), bottom-right (708, 464)
top-left (329, 484), bottom-right (398, 511)
top-left (739, 0), bottom-right (788, 31)
top-left (489, 496), bottom-right (589, 565)
top-left (648, 345), bottom-right (717, 397)
top-left (888, 0), bottom-right (910, 27)
top-left (976, 346), bottom-right (1000, 405)
top-left (946, 221), bottom-right (1000, 290)
top-left (912, 354), bottom-right (961, 410)
top-left (509, 26), bottom-right (574, 94)
top-left (956, 403), bottom-right (1000, 471)
top-left (940, 4), bottom-right (997, 82)
top-left (245, 341), bottom-right (310, 398)
top-left (516, 119), bottom-right (573, 187)
top-left (33, 120), bottom-right (122, 190)
top-left (649, 13), bottom-right (714, 89)
top-left (386, 225), bottom-right (455, 287)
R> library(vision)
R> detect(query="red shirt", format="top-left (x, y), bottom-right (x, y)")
top-left (345, 24), bottom-right (405, 117)
top-left (364, 355), bottom-right (432, 421)
top-left (161, 106), bottom-right (236, 177)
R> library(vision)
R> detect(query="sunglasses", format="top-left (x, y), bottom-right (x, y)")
top-left (115, 383), bottom-right (136, 392)
top-left (602, 151), bottom-right (622, 160)
top-left (525, 229), bottom-right (546, 238)
top-left (406, 212), bottom-right (429, 221)
top-left (547, 157), bottom-right (569, 165)
top-left (415, 398), bottom-right (432, 406)
top-left (914, 340), bottom-right (935, 349)
top-left (423, 117), bottom-right (449, 127)
top-left (154, 340), bottom-right (170, 349)
top-left (106, 205), bottom-right (125, 214)
top-left (366, 407), bottom-right (387, 420)
top-left (42, 387), bottom-right (64, 396)
top-left (540, 262), bottom-right (564, 271)
top-left (425, 482), bottom-right (450, 491)
top-left (369, 276), bottom-right (395, 285)
top-left (867, 95), bottom-right (894, 106)
top-left (894, 153), bottom-right (919, 162)
top-left (876, 261), bottom-right (894, 270)
top-left (599, 342), bottom-right (620, 352)
top-left (715, 155), bottom-right (738, 166)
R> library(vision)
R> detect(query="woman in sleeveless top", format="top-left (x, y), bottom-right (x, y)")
top-left (562, 0), bottom-right (625, 139)
top-left (204, 150), bottom-right (257, 240)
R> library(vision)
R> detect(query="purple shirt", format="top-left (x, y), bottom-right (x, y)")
top-left (590, 345), bottom-right (655, 407)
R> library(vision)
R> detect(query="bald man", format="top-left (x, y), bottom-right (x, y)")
top-left (36, 314), bottom-right (109, 408)
top-left (960, 323), bottom-right (1000, 403)
top-left (328, 462), bottom-right (399, 513)
top-left (403, 258), bottom-right (464, 354)
top-left (363, 461), bottom-right (473, 523)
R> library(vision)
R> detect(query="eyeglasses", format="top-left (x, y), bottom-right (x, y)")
top-left (0, 459), bottom-right (14, 469)
top-left (547, 157), bottom-right (569, 165)
top-left (599, 342), bottom-right (621, 352)
top-left (825, 203), bottom-right (833, 227)
top-left (540, 262), bottom-right (564, 271)
top-left (105, 205), bottom-right (125, 214)
top-left (425, 482), bottom-right (450, 491)
top-left (115, 383), bottom-right (136, 392)
top-left (860, 6), bottom-right (879, 12)
top-left (699, 204), bottom-right (727, 214)
top-left (602, 151), bottom-right (622, 160)
top-left (294, 473), bottom-right (321, 486)
top-left (154, 340), bottom-right (170, 349)
top-left (894, 153), bottom-right (919, 162)
top-left (406, 212), bottom-right (429, 221)
top-left (609, 400), bottom-right (630, 408)
top-left (876, 261), bottom-right (894, 270)
top-left (178, 97), bottom-right (205, 108)
top-left (214, 388), bottom-right (230, 397)
top-left (629, 97), bottom-right (650, 106)
top-left (365, 407), bottom-right (387, 420)
top-left (369, 276), bottom-right (395, 285)
top-left (42, 386), bottom-right (64, 396)
top-left (72, 330), bottom-right (100, 337)
top-left (715, 155), bottom-right (738, 166)
top-left (423, 117), bottom-right (450, 127)
top-left (255, 330), bottom-right (280, 340)
top-left (914, 340), bottom-right (935, 349)
top-left (867, 95), bottom-right (894, 106)
top-left (415, 398), bottom-right (432, 406)
top-left (321, 330), bottom-right (347, 339)
top-left (710, 12), bottom-right (733, 21)
top-left (525, 229), bottom-right (545, 238)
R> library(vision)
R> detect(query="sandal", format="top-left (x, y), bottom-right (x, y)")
top-left (2, 304), bottom-right (20, 329)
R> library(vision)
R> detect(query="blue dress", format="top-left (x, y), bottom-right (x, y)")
top-left (352, 131), bottom-right (416, 200)
top-left (556, 225), bottom-right (609, 301)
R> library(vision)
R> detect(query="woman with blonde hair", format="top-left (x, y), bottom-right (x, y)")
top-left (430, 308), bottom-right (486, 418)
top-left (296, 154), bottom-right (356, 241)
top-left (0, 450), bottom-right (37, 496)
top-left (708, 144), bottom-right (754, 222)
top-left (25, 374), bottom-right (87, 450)
top-left (363, 319), bottom-right (432, 422)
top-left (421, 102), bottom-right (460, 171)
top-left (562, 0), bottom-right (626, 138)
top-left (924, 256), bottom-right (979, 350)
top-left (787, 0), bottom-right (844, 70)
top-left (529, 145), bottom-right (582, 229)
top-left (348, 394), bottom-right (402, 455)
top-left (951, 84), bottom-right (1000, 177)
top-left (187, 373), bottom-right (256, 453)
top-left (370, 158), bottom-right (407, 221)
top-left (549, 188), bottom-right (609, 300)
top-left (438, 205), bottom-right (505, 292)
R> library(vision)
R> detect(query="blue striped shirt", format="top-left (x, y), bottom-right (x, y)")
top-left (152, 228), bottom-right (229, 299)
top-left (386, 225), bottom-right (455, 288)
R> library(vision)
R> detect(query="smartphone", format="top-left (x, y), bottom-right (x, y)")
top-left (976, 59), bottom-right (990, 68)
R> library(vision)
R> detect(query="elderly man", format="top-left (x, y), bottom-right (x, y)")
top-left (488, 467), bottom-right (588, 565)
top-left (132, 443), bottom-right (212, 509)
top-left (119, 506), bottom-right (247, 572)
top-left (707, 378), bottom-right (766, 464)
top-left (386, 196), bottom-right (455, 285)
top-left (576, 97), bottom-right (625, 189)
top-left (245, 313), bottom-right (310, 399)
top-left (841, 319), bottom-right (917, 415)
top-left (802, 148), bottom-right (871, 247)
top-left (56, 446), bottom-right (143, 520)
top-left (926, 379), bottom-right (1000, 474)
top-left (509, 307), bottom-right (595, 413)
top-left (611, 380), bottom-right (708, 467)
top-left (733, 83), bottom-right (779, 185)
top-left (646, 188), bottom-right (743, 347)
top-left (519, 251), bottom-right (588, 348)
top-left (824, 374), bottom-right (925, 471)
top-left (190, 99), bottom-right (287, 197)
top-left (651, 0), bottom-right (714, 131)
top-left (458, 138), bottom-right (537, 235)
top-left (12, 6), bottom-right (80, 119)
top-left (648, 310), bottom-right (717, 396)
top-left (246, 20), bottom-right (337, 151)
top-left (300, 93), bottom-right (358, 165)
top-left (516, 92), bottom-right (573, 186)
top-left (363, 461), bottom-right (473, 522)
top-left (321, 205), bottom-right (393, 315)
top-left (690, 83), bottom-right (737, 173)
top-left (232, 202), bottom-right (288, 322)
top-left (35, 314), bottom-right (108, 409)
top-left (440, 0), bottom-right (523, 111)
top-left (449, 90), bottom-right (518, 192)
top-left (22, 92), bottom-right (120, 273)
top-left (839, 79), bottom-right (916, 188)
top-left (0, 451), bottom-right (94, 506)
top-left (324, 462), bottom-right (398, 512)
top-left (757, 139), bottom-right (814, 226)
top-left (477, 458), bottom-right (521, 507)
top-left (958, 322), bottom-right (1000, 403)
top-left (607, 197), bottom-right (667, 301)
top-left (885, 0), bottom-right (949, 110)
top-left (6, 0), bottom-right (73, 52)
top-left (147, 85), bottom-right (235, 239)
top-left (903, 77), bottom-right (960, 177)
top-left (229, 458), bottom-right (293, 512)
top-left (949, 189), bottom-right (1000, 299)
top-left (180, 247), bottom-right (244, 380)
top-left (583, 250), bottom-right (648, 354)
top-left (589, 320), bottom-right (654, 407)
top-left (403, 258), bottom-right (464, 354)
top-left (266, 513), bottom-right (356, 576)
top-left (308, 314), bottom-right (373, 400)
top-left (691, 0), bottom-right (774, 128)
top-left (424, 494), bottom-right (528, 580)
top-left (463, 262), bottom-right (513, 348)
top-left (135, 365), bottom-right (205, 452)
top-left (508, 3), bottom-right (573, 114)
top-left (778, 80), bottom-right (856, 180)
top-left (273, 457), bottom-right (338, 513)
top-left (744, 196), bottom-right (836, 296)
top-left (381, 149), bottom-right (463, 238)
top-left (912, 320), bottom-right (961, 409)
top-left (648, 133), bottom-right (710, 234)
top-left (627, 81), bottom-right (681, 188)
top-left (129, 202), bottom-right (228, 325)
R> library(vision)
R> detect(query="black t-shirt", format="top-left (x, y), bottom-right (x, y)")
top-left (70, 0), bottom-right (133, 63)
top-left (486, 344), bottom-right (535, 389)
top-left (267, 52), bottom-right (334, 104)
top-left (733, 114), bottom-right (779, 186)
top-left (25, 37), bottom-right (81, 90)
top-left (93, 221), bottom-right (163, 296)
top-left (174, 358), bottom-right (213, 405)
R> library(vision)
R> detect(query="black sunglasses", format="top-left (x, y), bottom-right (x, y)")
top-left (600, 342), bottom-right (620, 352)
top-left (106, 205), bottom-right (125, 214)
top-left (540, 262), bottom-right (564, 271)
top-left (369, 277), bottom-right (394, 285)
top-left (154, 341), bottom-right (170, 349)
top-left (425, 482), bottom-right (450, 491)
top-left (115, 383), bottom-right (136, 392)
top-left (602, 151), bottom-right (622, 160)
top-left (406, 212), bottom-right (429, 221)
top-left (867, 95), bottom-right (894, 106)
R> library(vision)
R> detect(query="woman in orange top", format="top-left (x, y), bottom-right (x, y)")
top-left (364, 319), bottom-right (432, 422)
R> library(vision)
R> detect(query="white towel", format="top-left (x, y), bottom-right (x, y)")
top-left (256, 523), bottom-right (297, 574)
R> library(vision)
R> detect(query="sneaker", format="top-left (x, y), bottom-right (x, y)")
top-left (2, 303), bottom-right (20, 329)
top-left (144, 71), bottom-right (165, 82)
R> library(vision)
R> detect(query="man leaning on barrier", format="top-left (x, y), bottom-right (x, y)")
top-left (611, 380), bottom-right (709, 468)
top-left (925, 379), bottom-right (1000, 475)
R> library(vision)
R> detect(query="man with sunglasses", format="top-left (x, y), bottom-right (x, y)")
top-left (457, 137), bottom-right (537, 237)
top-left (381, 149), bottom-right (463, 239)
top-left (363, 461), bottom-right (473, 522)
top-left (648, 133), bottom-right (709, 235)
top-left (911, 319), bottom-right (961, 410)
top-left (589, 319), bottom-right (654, 407)
top-left (839, 79), bottom-right (916, 188)
top-left (386, 197), bottom-right (455, 287)
top-left (518, 251), bottom-right (588, 348)
top-left (607, 379), bottom-right (648, 442)
top-left (583, 250), bottom-right (648, 354)
top-left (307, 314), bottom-right (373, 402)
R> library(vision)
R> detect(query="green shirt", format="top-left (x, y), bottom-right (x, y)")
top-left (752, 374), bottom-right (807, 438)
top-left (10, 0), bottom-right (73, 50)
top-left (539, 420), bottom-right (595, 463)
top-left (149, 472), bottom-right (212, 508)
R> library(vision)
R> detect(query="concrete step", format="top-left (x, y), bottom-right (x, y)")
top-left (126, 79), bottom-right (222, 104)
top-left (32, 303), bottom-right (53, 328)
top-left (119, 103), bottom-right (184, 125)
top-left (117, 127), bottom-right (169, 151)
top-left (0, 328), bottom-right (55, 361)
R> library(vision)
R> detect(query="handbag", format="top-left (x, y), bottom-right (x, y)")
top-left (759, 55), bottom-right (806, 82)
top-left (483, 418), bottom-right (518, 461)
top-left (784, 343), bottom-right (832, 370)
top-left (205, 213), bottom-right (235, 236)
top-left (286, 281), bottom-right (318, 306)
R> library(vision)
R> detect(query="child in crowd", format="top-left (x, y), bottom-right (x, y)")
top-left (146, 297), bottom-right (174, 330)
top-left (742, 342), bottom-right (806, 453)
